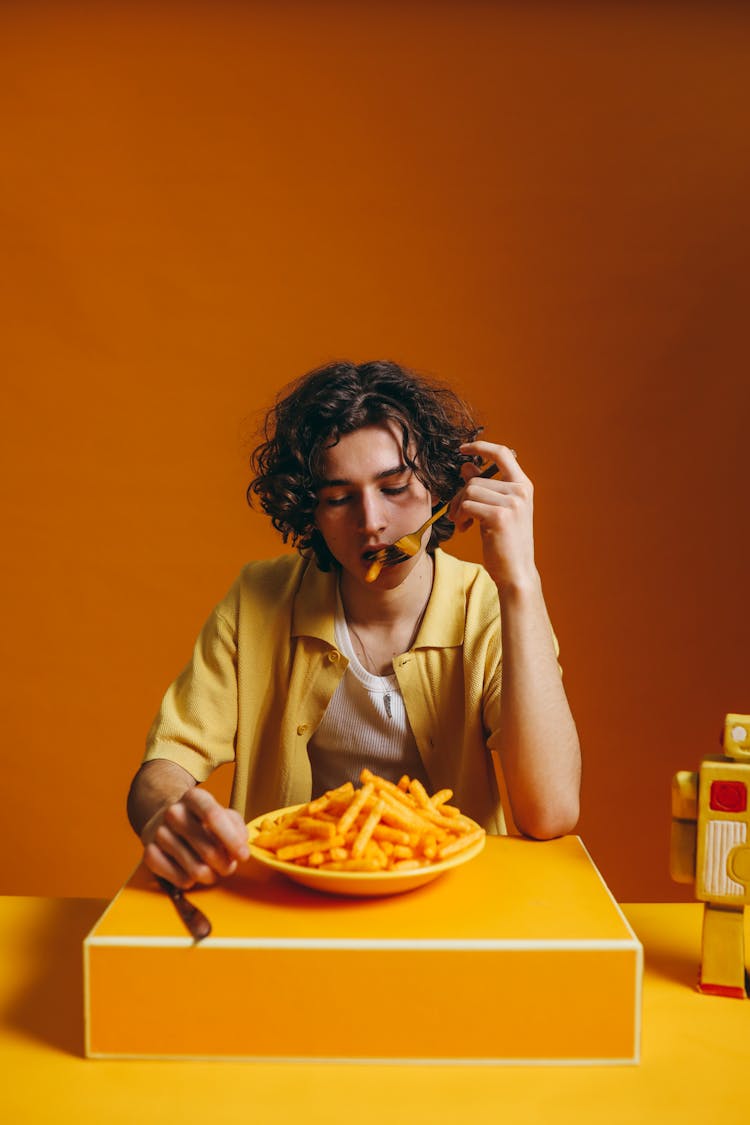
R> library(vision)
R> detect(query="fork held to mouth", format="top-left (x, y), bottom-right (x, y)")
top-left (363, 461), bottom-right (500, 578)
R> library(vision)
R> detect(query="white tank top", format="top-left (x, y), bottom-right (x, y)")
top-left (306, 590), bottom-right (431, 798)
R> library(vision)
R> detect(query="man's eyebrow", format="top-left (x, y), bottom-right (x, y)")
top-left (318, 464), bottom-right (410, 488)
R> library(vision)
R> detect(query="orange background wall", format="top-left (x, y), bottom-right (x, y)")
top-left (2, 1), bottom-right (748, 901)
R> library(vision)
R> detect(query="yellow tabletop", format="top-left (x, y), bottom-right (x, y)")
top-left (2, 895), bottom-right (750, 1122)
top-left (92, 836), bottom-right (633, 941)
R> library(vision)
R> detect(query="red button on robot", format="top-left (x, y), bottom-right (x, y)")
top-left (709, 780), bottom-right (747, 813)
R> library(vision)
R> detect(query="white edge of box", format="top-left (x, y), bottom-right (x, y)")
top-left (84, 1050), bottom-right (640, 1066)
top-left (86, 935), bottom-right (640, 950)
top-left (575, 836), bottom-right (643, 1064)
top-left (83, 863), bottom-right (142, 1059)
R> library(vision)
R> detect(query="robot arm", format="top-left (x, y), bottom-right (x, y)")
top-left (671, 770), bottom-right (698, 884)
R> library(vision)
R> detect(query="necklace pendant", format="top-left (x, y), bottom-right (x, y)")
top-left (384, 693), bottom-right (392, 719)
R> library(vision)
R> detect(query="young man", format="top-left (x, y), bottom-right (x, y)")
top-left (127, 360), bottom-right (580, 888)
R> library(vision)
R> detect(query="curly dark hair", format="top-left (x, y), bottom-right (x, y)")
top-left (247, 359), bottom-right (481, 570)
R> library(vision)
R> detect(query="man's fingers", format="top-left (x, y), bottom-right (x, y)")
top-left (463, 481), bottom-right (530, 510)
top-left (162, 803), bottom-right (231, 873)
top-left (182, 788), bottom-right (250, 859)
top-left (163, 802), bottom-right (244, 875)
top-left (140, 788), bottom-right (250, 889)
top-left (460, 441), bottom-right (525, 482)
top-left (451, 479), bottom-right (528, 528)
top-left (143, 840), bottom-right (198, 890)
top-left (153, 822), bottom-right (219, 886)
top-left (448, 503), bottom-right (473, 532)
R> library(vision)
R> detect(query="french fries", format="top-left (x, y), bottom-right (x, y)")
top-left (248, 770), bottom-right (485, 873)
top-left (364, 559), bottom-right (384, 583)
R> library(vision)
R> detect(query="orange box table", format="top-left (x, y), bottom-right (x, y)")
top-left (84, 836), bottom-right (642, 1064)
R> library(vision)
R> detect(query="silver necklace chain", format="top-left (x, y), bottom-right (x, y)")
top-left (347, 622), bottom-right (395, 719)
top-left (346, 593), bottom-right (430, 722)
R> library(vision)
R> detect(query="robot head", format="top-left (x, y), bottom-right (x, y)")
top-left (723, 714), bottom-right (750, 762)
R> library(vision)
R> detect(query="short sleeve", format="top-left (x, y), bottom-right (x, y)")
top-left (143, 601), bottom-right (239, 782)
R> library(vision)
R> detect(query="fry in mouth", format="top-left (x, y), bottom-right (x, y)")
top-left (364, 558), bottom-right (384, 582)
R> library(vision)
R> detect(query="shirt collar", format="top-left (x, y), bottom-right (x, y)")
top-left (291, 548), bottom-right (470, 650)
top-left (413, 548), bottom-right (468, 648)
top-left (291, 558), bottom-right (339, 645)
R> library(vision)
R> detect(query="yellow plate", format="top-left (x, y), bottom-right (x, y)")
top-left (246, 804), bottom-right (486, 897)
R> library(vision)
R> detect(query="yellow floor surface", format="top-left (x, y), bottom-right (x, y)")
top-left (2, 894), bottom-right (749, 1122)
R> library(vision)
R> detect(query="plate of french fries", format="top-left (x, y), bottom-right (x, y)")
top-left (246, 769), bottom-right (486, 896)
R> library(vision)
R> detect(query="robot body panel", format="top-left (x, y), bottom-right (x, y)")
top-left (696, 758), bottom-right (750, 905)
top-left (671, 714), bottom-right (750, 997)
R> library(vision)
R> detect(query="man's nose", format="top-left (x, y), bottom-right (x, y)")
top-left (358, 491), bottom-right (387, 533)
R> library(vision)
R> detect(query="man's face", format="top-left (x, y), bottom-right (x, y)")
top-left (314, 421), bottom-right (435, 589)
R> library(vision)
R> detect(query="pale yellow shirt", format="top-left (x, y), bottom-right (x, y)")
top-left (144, 548), bottom-right (528, 834)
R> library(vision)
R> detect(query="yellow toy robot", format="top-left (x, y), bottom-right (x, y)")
top-left (672, 713), bottom-right (750, 997)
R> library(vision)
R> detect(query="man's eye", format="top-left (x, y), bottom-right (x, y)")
top-left (382, 485), bottom-right (409, 496)
top-left (325, 495), bottom-right (350, 507)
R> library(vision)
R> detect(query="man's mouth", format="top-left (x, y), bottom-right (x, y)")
top-left (361, 544), bottom-right (390, 562)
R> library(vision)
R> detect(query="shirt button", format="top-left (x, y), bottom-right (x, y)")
top-left (327, 651), bottom-right (340, 662)
top-left (297, 723), bottom-right (309, 736)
